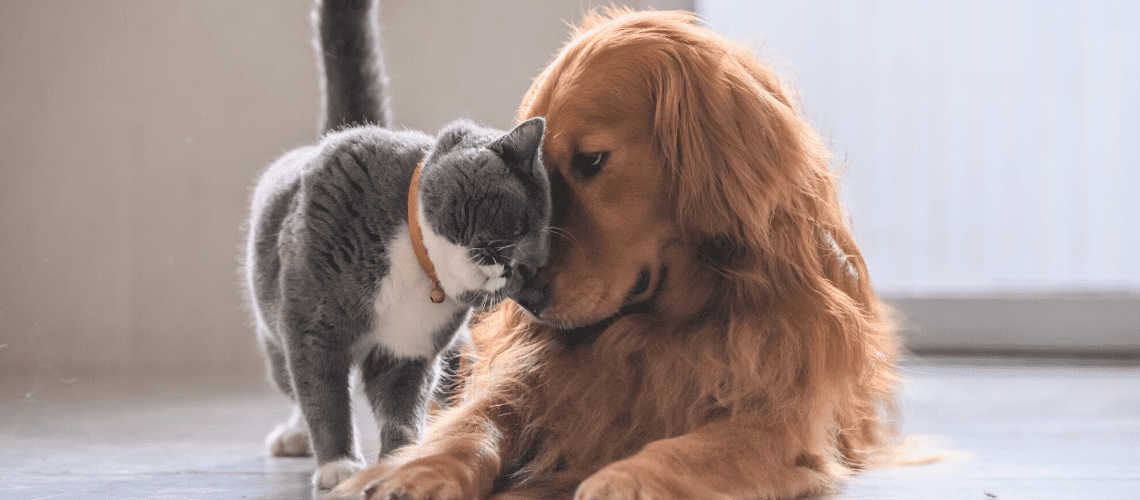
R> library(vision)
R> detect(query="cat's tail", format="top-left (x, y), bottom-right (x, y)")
top-left (313, 0), bottom-right (392, 134)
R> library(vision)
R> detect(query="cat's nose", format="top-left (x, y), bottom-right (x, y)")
top-left (511, 265), bottom-right (549, 317)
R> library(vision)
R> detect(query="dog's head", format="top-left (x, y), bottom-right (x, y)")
top-left (511, 9), bottom-right (868, 331)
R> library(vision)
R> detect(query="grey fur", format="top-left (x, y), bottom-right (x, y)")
top-left (242, 0), bottom-right (551, 482)
top-left (315, 0), bottom-right (391, 131)
top-left (246, 120), bottom-right (549, 468)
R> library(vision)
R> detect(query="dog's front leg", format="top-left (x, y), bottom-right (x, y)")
top-left (574, 417), bottom-right (845, 500)
top-left (332, 397), bottom-right (508, 500)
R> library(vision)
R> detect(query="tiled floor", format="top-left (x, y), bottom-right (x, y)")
top-left (1, 358), bottom-right (1137, 500)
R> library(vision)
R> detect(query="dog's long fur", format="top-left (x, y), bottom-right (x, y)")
top-left (340, 9), bottom-right (898, 500)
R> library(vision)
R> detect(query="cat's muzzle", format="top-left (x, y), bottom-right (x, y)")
top-left (509, 265), bottom-right (550, 317)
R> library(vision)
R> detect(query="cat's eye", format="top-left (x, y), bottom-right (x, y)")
top-left (571, 152), bottom-right (607, 179)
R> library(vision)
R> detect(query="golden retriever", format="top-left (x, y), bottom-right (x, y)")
top-left (339, 8), bottom-right (898, 499)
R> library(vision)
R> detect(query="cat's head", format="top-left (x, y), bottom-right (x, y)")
top-left (417, 117), bottom-right (550, 310)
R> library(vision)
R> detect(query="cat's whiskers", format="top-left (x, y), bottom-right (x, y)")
top-left (544, 226), bottom-right (581, 250)
top-left (464, 253), bottom-right (499, 286)
top-left (496, 254), bottom-right (521, 268)
top-left (489, 241), bottom-right (518, 252)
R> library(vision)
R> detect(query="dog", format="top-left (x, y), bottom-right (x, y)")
top-left (338, 9), bottom-right (899, 499)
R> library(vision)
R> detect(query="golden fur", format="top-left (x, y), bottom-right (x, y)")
top-left (339, 9), bottom-right (899, 499)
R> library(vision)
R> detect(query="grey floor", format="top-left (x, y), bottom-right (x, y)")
top-left (2, 358), bottom-right (1137, 500)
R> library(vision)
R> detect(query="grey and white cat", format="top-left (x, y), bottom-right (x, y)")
top-left (242, 0), bottom-right (551, 490)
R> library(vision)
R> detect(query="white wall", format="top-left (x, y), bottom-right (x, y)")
top-left (702, 0), bottom-right (1140, 296)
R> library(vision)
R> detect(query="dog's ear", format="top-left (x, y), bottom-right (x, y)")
top-left (652, 38), bottom-right (872, 296)
top-left (653, 43), bottom-right (792, 244)
top-left (654, 43), bottom-right (831, 245)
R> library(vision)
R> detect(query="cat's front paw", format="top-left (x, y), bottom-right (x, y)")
top-left (315, 457), bottom-right (367, 490)
top-left (267, 409), bottom-right (312, 457)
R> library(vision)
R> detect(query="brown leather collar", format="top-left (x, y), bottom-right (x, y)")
top-left (407, 157), bottom-right (446, 303)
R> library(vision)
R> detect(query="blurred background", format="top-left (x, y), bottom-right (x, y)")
top-left (1, 0), bottom-right (1136, 381)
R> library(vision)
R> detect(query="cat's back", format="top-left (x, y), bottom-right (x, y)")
top-left (246, 126), bottom-right (432, 308)
top-left (311, 125), bottom-right (434, 186)
top-left (251, 126), bottom-right (431, 238)
top-left (252, 126), bottom-right (431, 211)
top-left (284, 126), bottom-right (432, 246)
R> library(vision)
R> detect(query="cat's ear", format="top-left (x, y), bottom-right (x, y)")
top-left (489, 117), bottom-right (545, 169)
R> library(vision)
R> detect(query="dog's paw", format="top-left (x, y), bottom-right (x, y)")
top-left (314, 457), bottom-right (366, 490)
top-left (574, 462), bottom-right (673, 500)
top-left (362, 458), bottom-right (472, 500)
top-left (267, 409), bottom-right (312, 457)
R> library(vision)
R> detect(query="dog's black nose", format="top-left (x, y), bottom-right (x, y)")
top-left (511, 266), bottom-right (550, 317)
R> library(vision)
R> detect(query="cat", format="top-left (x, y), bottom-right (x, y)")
top-left (242, 0), bottom-right (551, 490)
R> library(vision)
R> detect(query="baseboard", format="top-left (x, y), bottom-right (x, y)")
top-left (886, 294), bottom-right (1140, 353)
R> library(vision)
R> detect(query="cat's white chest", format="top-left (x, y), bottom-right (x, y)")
top-left (364, 227), bottom-right (464, 359)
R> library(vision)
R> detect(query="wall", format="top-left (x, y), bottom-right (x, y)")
top-left (0, 0), bottom-right (646, 377)
top-left (9, 0), bottom-right (1127, 380)
top-left (701, 0), bottom-right (1140, 353)
top-left (702, 0), bottom-right (1140, 295)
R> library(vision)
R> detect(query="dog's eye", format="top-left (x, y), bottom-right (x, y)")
top-left (571, 152), bottom-right (607, 179)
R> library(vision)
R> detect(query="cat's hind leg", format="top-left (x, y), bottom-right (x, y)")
top-left (260, 333), bottom-right (313, 457)
top-left (267, 405), bottom-right (312, 457)
top-left (361, 350), bottom-right (439, 457)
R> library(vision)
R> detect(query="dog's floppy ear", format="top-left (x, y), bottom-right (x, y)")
top-left (652, 37), bottom-right (846, 262)
top-left (654, 43), bottom-right (794, 240)
top-left (651, 34), bottom-right (873, 298)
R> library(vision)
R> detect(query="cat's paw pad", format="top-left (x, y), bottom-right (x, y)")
top-left (314, 458), bottom-right (366, 490)
top-left (266, 413), bottom-right (312, 457)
